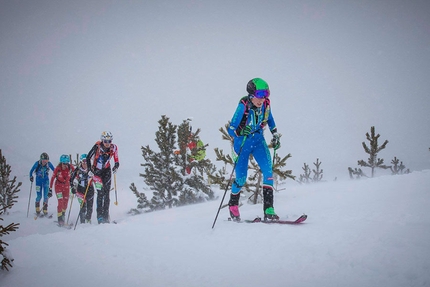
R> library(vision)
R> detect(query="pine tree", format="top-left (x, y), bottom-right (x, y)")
top-left (128, 183), bottom-right (150, 214)
top-left (390, 157), bottom-right (410, 175)
top-left (298, 158), bottom-right (323, 184)
top-left (299, 163), bottom-right (311, 183)
top-left (357, 126), bottom-right (390, 177)
top-left (139, 115), bottom-right (182, 210)
top-left (312, 158), bottom-right (323, 182)
top-left (348, 167), bottom-right (368, 179)
top-left (0, 149), bottom-right (20, 212)
top-left (0, 150), bottom-right (20, 271)
top-left (131, 116), bottom-right (215, 213)
top-left (209, 123), bottom-right (236, 190)
top-left (175, 119), bottom-right (215, 204)
top-left (272, 152), bottom-right (295, 191)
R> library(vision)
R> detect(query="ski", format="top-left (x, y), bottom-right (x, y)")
top-left (228, 214), bottom-right (307, 224)
top-left (53, 221), bottom-right (74, 229)
top-left (34, 213), bottom-right (53, 220)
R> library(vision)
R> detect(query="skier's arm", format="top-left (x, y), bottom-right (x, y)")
top-left (266, 108), bottom-right (280, 149)
top-left (112, 144), bottom-right (119, 164)
top-left (70, 167), bottom-right (78, 185)
top-left (228, 103), bottom-right (246, 138)
top-left (267, 111), bottom-right (278, 135)
top-left (50, 167), bottom-right (58, 188)
top-left (112, 144), bottom-right (119, 172)
top-left (29, 161), bottom-right (38, 177)
top-left (86, 145), bottom-right (97, 172)
top-left (48, 162), bottom-right (55, 171)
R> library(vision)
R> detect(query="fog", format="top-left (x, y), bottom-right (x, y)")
top-left (1, 0), bottom-right (430, 184)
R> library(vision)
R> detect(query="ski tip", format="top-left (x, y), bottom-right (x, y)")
top-left (295, 214), bottom-right (308, 223)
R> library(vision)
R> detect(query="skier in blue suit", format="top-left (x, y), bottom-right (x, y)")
top-left (29, 152), bottom-right (55, 216)
top-left (227, 78), bottom-right (281, 221)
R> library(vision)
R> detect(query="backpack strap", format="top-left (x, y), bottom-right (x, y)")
top-left (260, 98), bottom-right (271, 128)
top-left (92, 141), bottom-right (115, 170)
top-left (92, 141), bottom-right (102, 169)
top-left (237, 96), bottom-right (271, 133)
top-left (35, 160), bottom-right (42, 173)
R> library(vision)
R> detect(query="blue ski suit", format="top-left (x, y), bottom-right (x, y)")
top-left (29, 160), bottom-right (55, 204)
top-left (228, 96), bottom-right (278, 195)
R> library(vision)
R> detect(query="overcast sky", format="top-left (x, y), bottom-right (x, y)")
top-left (1, 0), bottom-right (429, 182)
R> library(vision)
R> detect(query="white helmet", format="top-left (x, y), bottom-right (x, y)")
top-left (100, 131), bottom-right (113, 142)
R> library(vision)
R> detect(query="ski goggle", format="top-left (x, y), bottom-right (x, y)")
top-left (103, 139), bottom-right (112, 144)
top-left (254, 89), bottom-right (270, 99)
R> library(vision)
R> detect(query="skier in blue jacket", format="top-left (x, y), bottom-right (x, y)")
top-left (29, 152), bottom-right (55, 216)
top-left (227, 78), bottom-right (281, 221)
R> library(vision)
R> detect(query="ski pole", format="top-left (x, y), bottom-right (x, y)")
top-left (272, 133), bottom-right (282, 166)
top-left (272, 147), bottom-right (277, 166)
top-left (66, 192), bottom-right (74, 225)
top-left (74, 178), bottom-right (92, 230)
top-left (271, 134), bottom-right (282, 192)
top-left (27, 181), bottom-right (33, 218)
top-left (114, 173), bottom-right (118, 205)
top-left (211, 136), bottom-right (247, 229)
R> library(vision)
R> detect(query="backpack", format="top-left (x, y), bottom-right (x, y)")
top-left (35, 160), bottom-right (50, 176)
top-left (92, 141), bottom-right (117, 170)
top-left (237, 96), bottom-right (271, 134)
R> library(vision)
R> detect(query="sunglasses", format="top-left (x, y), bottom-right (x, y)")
top-left (254, 89), bottom-right (270, 99)
top-left (103, 140), bottom-right (112, 144)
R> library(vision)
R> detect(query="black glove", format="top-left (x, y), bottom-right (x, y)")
top-left (30, 176), bottom-right (34, 182)
top-left (48, 188), bottom-right (53, 198)
top-left (112, 162), bottom-right (119, 174)
top-left (271, 133), bottom-right (281, 150)
top-left (71, 186), bottom-right (76, 194)
top-left (240, 125), bottom-right (252, 136)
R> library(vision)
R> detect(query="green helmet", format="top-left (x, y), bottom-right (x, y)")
top-left (246, 78), bottom-right (270, 98)
top-left (40, 152), bottom-right (49, 160)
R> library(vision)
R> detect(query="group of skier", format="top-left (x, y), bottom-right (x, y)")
top-left (29, 131), bottom-right (120, 226)
top-left (29, 78), bottom-right (282, 225)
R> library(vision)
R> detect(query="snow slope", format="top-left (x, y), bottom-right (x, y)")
top-left (1, 171), bottom-right (430, 287)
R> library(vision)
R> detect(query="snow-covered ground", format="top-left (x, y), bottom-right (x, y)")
top-left (1, 170), bottom-right (429, 287)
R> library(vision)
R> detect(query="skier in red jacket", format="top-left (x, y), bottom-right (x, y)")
top-left (50, 155), bottom-right (74, 226)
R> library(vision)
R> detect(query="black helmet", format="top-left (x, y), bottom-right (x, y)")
top-left (40, 152), bottom-right (49, 160)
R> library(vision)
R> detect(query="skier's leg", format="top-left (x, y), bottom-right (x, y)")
top-left (42, 180), bottom-right (49, 215)
top-left (86, 188), bottom-right (95, 222)
top-left (62, 186), bottom-right (69, 216)
top-left (102, 170), bottom-right (111, 222)
top-left (253, 142), bottom-right (278, 219)
top-left (94, 178), bottom-right (104, 223)
top-left (35, 181), bottom-right (42, 214)
top-left (56, 189), bottom-right (64, 224)
top-left (228, 140), bottom-right (251, 220)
